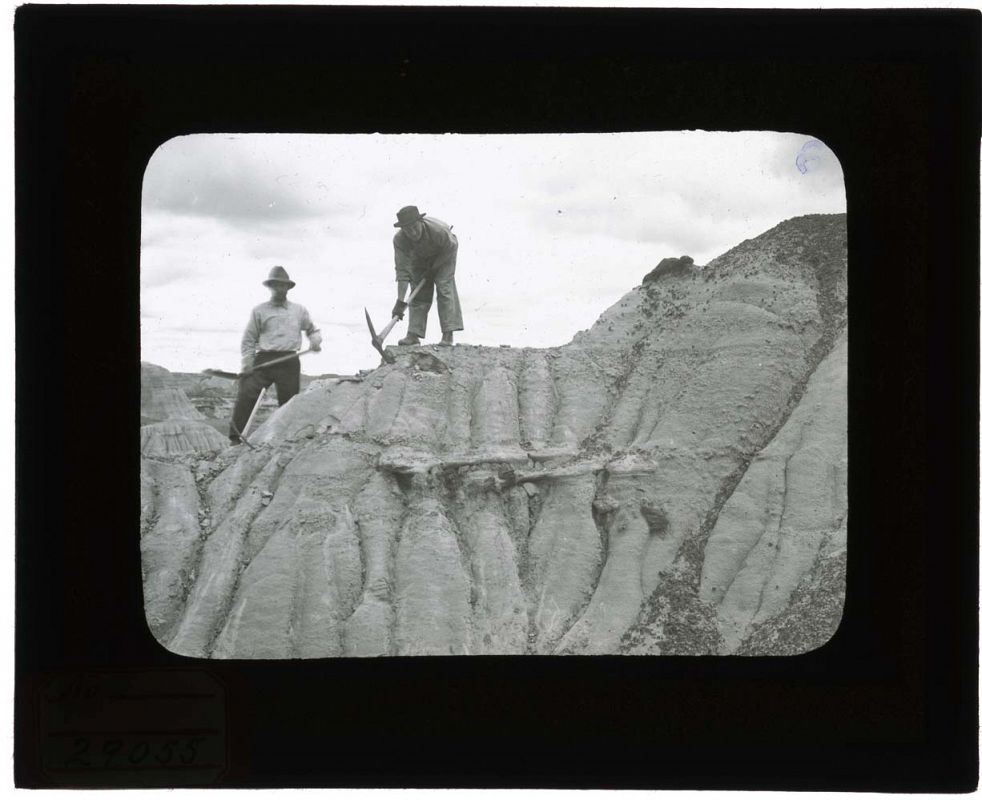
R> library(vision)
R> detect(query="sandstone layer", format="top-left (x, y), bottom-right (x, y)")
top-left (141, 214), bottom-right (848, 657)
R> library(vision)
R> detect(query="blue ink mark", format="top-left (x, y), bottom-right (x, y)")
top-left (795, 139), bottom-right (824, 174)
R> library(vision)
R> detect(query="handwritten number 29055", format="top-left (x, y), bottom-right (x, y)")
top-left (64, 736), bottom-right (205, 769)
top-left (66, 737), bottom-right (90, 767)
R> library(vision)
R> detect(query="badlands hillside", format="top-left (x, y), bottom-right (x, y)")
top-left (141, 368), bottom-right (338, 450)
top-left (140, 213), bottom-right (847, 658)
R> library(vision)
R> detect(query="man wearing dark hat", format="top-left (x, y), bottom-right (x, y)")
top-left (229, 266), bottom-right (322, 444)
top-left (390, 205), bottom-right (463, 346)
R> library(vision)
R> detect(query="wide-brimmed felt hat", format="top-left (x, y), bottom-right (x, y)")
top-left (394, 205), bottom-right (426, 228)
top-left (262, 265), bottom-right (296, 288)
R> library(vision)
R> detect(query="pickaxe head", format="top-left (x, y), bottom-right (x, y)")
top-left (202, 368), bottom-right (241, 381)
top-left (364, 308), bottom-right (395, 364)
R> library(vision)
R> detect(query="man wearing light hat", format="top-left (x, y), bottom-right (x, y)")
top-left (229, 266), bottom-right (322, 444)
top-left (390, 205), bottom-right (463, 346)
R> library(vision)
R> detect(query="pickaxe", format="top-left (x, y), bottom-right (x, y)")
top-left (364, 279), bottom-right (428, 364)
top-left (202, 349), bottom-right (312, 381)
top-left (228, 386), bottom-right (267, 449)
top-left (203, 350), bottom-right (311, 449)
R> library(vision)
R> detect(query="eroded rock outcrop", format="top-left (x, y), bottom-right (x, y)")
top-left (141, 214), bottom-right (848, 657)
top-left (700, 329), bottom-right (847, 652)
top-left (141, 363), bottom-right (205, 422)
top-left (141, 363), bottom-right (227, 457)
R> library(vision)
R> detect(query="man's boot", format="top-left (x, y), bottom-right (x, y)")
top-left (398, 333), bottom-right (421, 346)
top-left (438, 331), bottom-right (454, 346)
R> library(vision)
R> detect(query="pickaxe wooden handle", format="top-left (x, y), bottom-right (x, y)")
top-left (241, 386), bottom-right (267, 440)
top-left (228, 385), bottom-right (268, 449)
top-left (365, 279), bottom-right (429, 363)
top-left (203, 349), bottom-right (312, 380)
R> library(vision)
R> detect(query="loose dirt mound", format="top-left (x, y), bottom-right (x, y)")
top-left (141, 213), bottom-right (848, 657)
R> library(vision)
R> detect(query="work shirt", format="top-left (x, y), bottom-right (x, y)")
top-left (393, 216), bottom-right (457, 282)
top-left (241, 299), bottom-right (319, 364)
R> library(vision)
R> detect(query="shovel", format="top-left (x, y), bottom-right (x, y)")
top-left (203, 348), bottom-right (313, 381)
top-left (364, 279), bottom-right (428, 364)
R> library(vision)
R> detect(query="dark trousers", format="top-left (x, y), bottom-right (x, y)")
top-left (229, 351), bottom-right (300, 440)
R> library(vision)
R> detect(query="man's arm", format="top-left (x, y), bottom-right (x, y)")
top-left (301, 306), bottom-right (322, 351)
top-left (393, 235), bottom-right (413, 316)
top-left (240, 308), bottom-right (261, 371)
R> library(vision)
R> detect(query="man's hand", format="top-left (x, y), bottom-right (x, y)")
top-left (309, 331), bottom-right (323, 352)
top-left (392, 299), bottom-right (408, 320)
top-left (241, 358), bottom-right (255, 374)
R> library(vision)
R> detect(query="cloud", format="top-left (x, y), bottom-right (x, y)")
top-left (761, 132), bottom-right (846, 194)
top-left (140, 132), bottom-right (847, 374)
top-left (514, 132), bottom-right (845, 262)
top-left (164, 325), bottom-right (240, 335)
top-left (141, 263), bottom-right (195, 289)
top-left (143, 135), bottom-right (345, 227)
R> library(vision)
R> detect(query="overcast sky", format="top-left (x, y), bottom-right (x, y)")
top-left (140, 131), bottom-right (845, 375)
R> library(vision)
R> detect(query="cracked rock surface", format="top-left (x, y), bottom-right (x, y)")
top-left (141, 213), bottom-right (847, 657)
